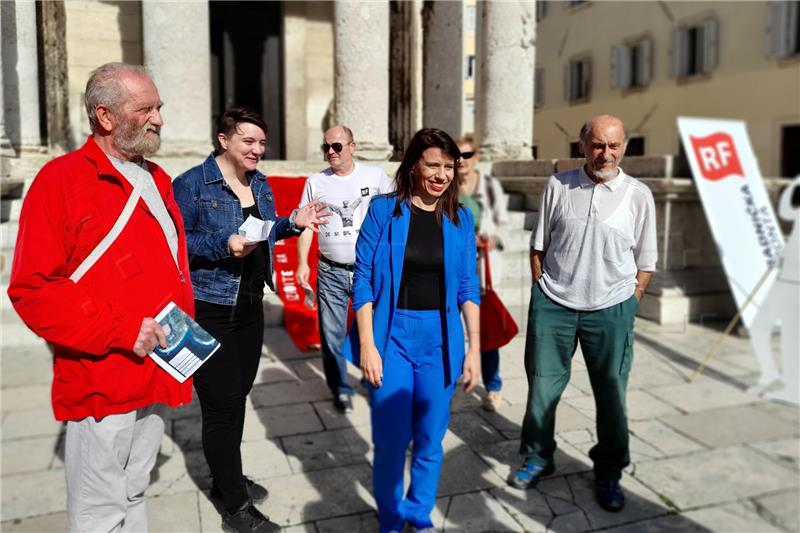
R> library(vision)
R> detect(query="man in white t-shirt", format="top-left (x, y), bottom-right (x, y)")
top-left (296, 125), bottom-right (393, 413)
top-left (509, 115), bottom-right (657, 514)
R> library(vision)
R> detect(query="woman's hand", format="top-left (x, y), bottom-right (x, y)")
top-left (462, 347), bottom-right (481, 393)
top-left (360, 342), bottom-right (383, 388)
top-left (295, 200), bottom-right (332, 233)
top-left (228, 234), bottom-right (259, 257)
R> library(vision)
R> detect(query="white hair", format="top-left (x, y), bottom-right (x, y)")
top-left (84, 63), bottom-right (151, 133)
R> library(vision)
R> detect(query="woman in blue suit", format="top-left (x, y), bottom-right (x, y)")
top-left (345, 128), bottom-right (481, 533)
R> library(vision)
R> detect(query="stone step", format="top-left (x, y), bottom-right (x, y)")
top-left (505, 210), bottom-right (526, 230)
top-left (1, 309), bottom-right (42, 347)
top-left (263, 291), bottom-right (284, 327)
top-left (496, 228), bottom-right (530, 253)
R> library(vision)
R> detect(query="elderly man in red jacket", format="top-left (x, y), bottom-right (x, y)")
top-left (8, 63), bottom-right (194, 532)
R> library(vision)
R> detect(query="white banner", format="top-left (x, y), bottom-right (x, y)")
top-left (677, 117), bottom-right (783, 327)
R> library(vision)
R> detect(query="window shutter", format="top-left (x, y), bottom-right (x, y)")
top-left (535, 68), bottom-right (544, 107)
top-left (766, 1), bottom-right (786, 57)
top-left (619, 46), bottom-right (633, 89)
top-left (670, 27), bottom-right (687, 77)
top-left (786, 1), bottom-right (799, 57)
top-left (581, 58), bottom-right (592, 99)
top-left (611, 45), bottom-right (630, 89)
top-left (564, 62), bottom-right (572, 102)
top-left (638, 38), bottom-right (654, 85)
top-left (702, 18), bottom-right (719, 73)
top-left (536, 0), bottom-right (548, 21)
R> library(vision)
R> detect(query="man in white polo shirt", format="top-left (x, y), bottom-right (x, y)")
top-left (509, 115), bottom-right (657, 513)
top-left (296, 125), bottom-right (392, 413)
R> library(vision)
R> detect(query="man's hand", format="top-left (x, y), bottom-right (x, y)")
top-left (360, 342), bottom-right (383, 388)
top-left (296, 262), bottom-right (310, 287)
top-left (478, 234), bottom-right (497, 251)
top-left (133, 318), bottom-right (167, 357)
top-left (295, 200), bottom-right (332, 233)
top-left (228, 234), bottom-right (259, 257)
top-left (634, 287), bottom-right (646, 301)
top-left (462, 348), bottom-right (481, 392)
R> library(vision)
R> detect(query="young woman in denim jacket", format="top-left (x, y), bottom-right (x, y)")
top-left (344, 128), bottom-right (481, 533)
top-left (173, 108), bottom-right (328, 533)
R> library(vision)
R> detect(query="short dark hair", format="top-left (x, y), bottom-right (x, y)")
top-left (216, 107), bottom-right (268, 141)
top-left (394, 128), bottom-right (462, 226)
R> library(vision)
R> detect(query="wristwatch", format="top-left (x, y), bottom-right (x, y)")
top-left (288, 208), bottom-right (301, 233)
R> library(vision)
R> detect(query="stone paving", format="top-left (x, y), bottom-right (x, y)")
top-left (1, 309), bottom-right (798, 532)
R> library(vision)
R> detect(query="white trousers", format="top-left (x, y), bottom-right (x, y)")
top-left (65, 404), bottom-right (166, 533)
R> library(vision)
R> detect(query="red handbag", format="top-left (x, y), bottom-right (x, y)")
top-left (479, 247), bottom-right (519, 351)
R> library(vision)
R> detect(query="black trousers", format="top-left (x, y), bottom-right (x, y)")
top-left (193, 294), bottom-right (264, 512)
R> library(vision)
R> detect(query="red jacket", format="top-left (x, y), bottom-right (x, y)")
top-left (8, 137), bottom-right (194, 421)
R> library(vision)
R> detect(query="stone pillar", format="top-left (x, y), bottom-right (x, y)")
top-left (142, 0), bottom-right (212, 156)
top-left (422, 1), bottom-right (463, 138)
top-left (475, 1), bottom-right (536, 161)
top-left (1, 0), bottom-right (42, 150)
top-left (333, 0), bottom-right (392, 161)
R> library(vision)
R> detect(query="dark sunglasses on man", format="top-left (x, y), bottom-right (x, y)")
top-left (460, 151), bottom-right (475, 160)
top-left (321, 142), bottom-right (351, 153)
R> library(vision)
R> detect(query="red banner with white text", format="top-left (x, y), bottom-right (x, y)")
top-left (267, 176), bottom-right (321, 351)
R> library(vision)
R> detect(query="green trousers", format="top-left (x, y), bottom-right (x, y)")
top-left (519, 283), bottom-right (638, 481)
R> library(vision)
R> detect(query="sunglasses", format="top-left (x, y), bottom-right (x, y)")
top-left (460, 151), bottom-right (475, 160)
top-left (321, 142), bottom-right (351, 153)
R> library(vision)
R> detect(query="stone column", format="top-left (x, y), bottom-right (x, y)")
top-left (475, 1), bottom-right (536, 161)
top-left (422, 1), bottom-right (463, 138)
top-left (333, 0), bottom-right (392, 161)
top-left (142, 0), bottom-right (212, 156)
top-left (1, 0), bottom-right (42, 150)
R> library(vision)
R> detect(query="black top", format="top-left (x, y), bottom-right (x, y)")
top-left (397, 205), bottom-right (444, 310)
top-left (238, 204), bottom-right (267, 301)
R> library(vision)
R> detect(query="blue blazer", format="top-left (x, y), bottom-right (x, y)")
top-left (343, 194), bottom-right (480, 386)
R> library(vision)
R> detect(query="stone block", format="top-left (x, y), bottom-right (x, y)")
top-left (148, 491), bottom-right (202, 532)
top-left (628, 420), bottom-right (705, 457)
top-left (749, 437), bottom-right (800, 472)
top-left (282, 426), bottom-right (371, 474)
top-left (240, 438), bottom-right (294, 480)
top-left (439, 490), bottom-right (526, 532)
top-left (249, 378), bottom-right (331, 408)
top-left (255, 463), bottom-right (374, 526)
top-left (1, 384), bottom-right (52, 412)
top-left (489, 486), bottom-right (553, 532)
top-left (244, 402), bottom-right (324, 440)
top-left (0, 469), bottom-right (67, 521)
top-left (555, 158), bottom-right (583, 172)
top-left (566, 390), bottom-right (681, 422)
top-left (753, 489), bottom-right (800, 533)
top-left (438, 443), bottom-right (501, 496)
top-left (1, 434), bottom-right (63, 475)
top-left (312, 394), bottom-right (372, 430)
top-left (148, 447), bottom-right (211, 497)
top-left (621, 156), bottom-right (669, 178)
top-left (633, 446), bottom-right (799, 510)
top-left (1, 407), bottom-right (63, 440)
top-left (0, 511), bottom-right (68, 532)
top-left (492, 159), bottom-right (555, 177)
top-left (317, 512), bottom-right (379, 533)
top-left (659, 402), bottom-right (799, 448)
top-left (447, 411), bottom-right (506, 446)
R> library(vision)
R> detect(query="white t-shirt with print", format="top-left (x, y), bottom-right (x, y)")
top-left (299, 163), bottom-right (393, 264)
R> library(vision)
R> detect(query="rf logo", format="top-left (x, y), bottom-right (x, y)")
top-left (689, 132), bottom-right (744, 181)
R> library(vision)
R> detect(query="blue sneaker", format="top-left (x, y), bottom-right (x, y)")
top-left (507, 460), bottom-right (555, 489)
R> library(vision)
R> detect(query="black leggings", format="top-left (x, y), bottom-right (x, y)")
top-left (193, 294), bottom-right (264, 512)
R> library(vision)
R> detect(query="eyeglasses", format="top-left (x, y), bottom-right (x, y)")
top-left (460, 151), bottom-right (475, 160)
top-left (321, 142), bottom-right (352, 153)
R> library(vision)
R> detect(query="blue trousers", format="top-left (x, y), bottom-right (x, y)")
top-left (316, 258), bottom-right (354, 396)
top-left (481, 348), bottom-right (502, 392)
top-left (370, 309), bottom-right (456, 533)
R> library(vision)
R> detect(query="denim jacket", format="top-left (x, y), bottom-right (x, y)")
top-left (173, 153), bottom-right (300, 305)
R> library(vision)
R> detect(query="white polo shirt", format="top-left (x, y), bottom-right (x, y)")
top-left (531, 166), bottom-right (657, 311)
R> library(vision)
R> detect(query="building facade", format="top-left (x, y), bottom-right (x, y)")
top-left (532, 0), bottom-right (800, 177)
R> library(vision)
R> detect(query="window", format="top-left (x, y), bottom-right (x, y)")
top-left (611, 38), bottom-right (653, 89)
top-left (568, 0), bottom-right (587, 6)
top-left (534, 68), bottom-right (544, 108)
top-left (781, 125), bottom-right (800, 177)
top-left (465, 4), bottom-right (477, 32)
top-left (569, 141), bottom-right (582, 158)
top-left (565, 57), bottom-right (592, 102)
top-left (766, 1), bottom-right (800, 58)
top-left (626, 137), bottom-right (645, 156)
top-left (670, 18), bottom-right (719, 78)
top-left (465, 55), bottom-right (476, 80)
top-left (531, 145), bottom-right (538, 160)
top-left (536, 0), bottom-right (548, 21)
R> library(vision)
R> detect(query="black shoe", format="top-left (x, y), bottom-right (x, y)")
top-left (507, 460), bottom-right (555, 489)
top-left (595, 479), bottom-right (625, 512)
top-left (211, 477), bottom-right (269, 505)
top-left (333, 393), bottom-right (354, 413)
top-left (222, 502), bottom-right (280, 533)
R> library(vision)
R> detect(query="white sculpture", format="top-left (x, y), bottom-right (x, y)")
top-left (749, 177), bottom-right (800, 404)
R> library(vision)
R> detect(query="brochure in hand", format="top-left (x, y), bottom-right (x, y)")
top-left (238, 215), bottom-right (275, 244)
top-left (148, 302), bottom-right (221, 383)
